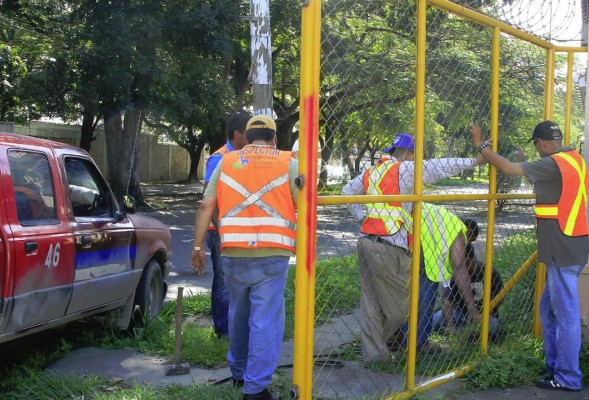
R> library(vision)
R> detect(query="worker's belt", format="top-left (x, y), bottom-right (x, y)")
top-left (363, 235), bottom-right (410, 255)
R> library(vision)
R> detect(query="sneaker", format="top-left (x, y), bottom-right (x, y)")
top-left (535, 378), bottom-right (579, 392)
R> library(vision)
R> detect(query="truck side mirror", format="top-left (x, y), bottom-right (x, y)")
top-left (122, 195), bottom-right (136, 214)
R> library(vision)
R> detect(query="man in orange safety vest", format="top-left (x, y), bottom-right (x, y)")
top-left (471, 120), bottom-right (589, 392)
top-left (191, 115), bottom-right (297, 400)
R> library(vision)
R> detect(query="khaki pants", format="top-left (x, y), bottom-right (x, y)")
top-left (358, 237), bottom-right (411, 362)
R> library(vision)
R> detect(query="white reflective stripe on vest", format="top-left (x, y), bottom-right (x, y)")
top-left (365, 205), bottom-right (413, 233)
top-left (219, 216), bottom-right (296, 230)
top-left (219, 172), bottom-right (288, 218)
top-left (221, 233), bottom-right (296, 248)
top-left (422, 205), bottom-right (449, 282)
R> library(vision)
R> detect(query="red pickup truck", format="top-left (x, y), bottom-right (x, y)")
top-left (0, 133), bottom-right (172, 343)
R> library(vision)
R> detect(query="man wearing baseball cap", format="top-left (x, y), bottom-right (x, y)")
top-left (342, 132), bottom-right (487, 362)
top-left (191, 114), bottom-right (297, 400)
top-left (471, 120), bottom-right (588, 392)
top-left (203, 111), bottom-right (252, 339)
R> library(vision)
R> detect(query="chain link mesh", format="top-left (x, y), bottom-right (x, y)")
top-left (302, 0), bottom-right (586, 398)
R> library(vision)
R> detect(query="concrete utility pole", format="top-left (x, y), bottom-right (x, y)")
top-left (249, 0), bottom-right (273, 117)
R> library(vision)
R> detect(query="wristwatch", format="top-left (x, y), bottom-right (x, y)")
top-left (477, 142), bottom-right (491, 152)
top-left (193, 246), bottom-right (202, 251)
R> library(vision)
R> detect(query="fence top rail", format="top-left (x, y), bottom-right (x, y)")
top-left (427, 0), bottom-right (585, 51)
top-left (555, 46), bottom-right (588, 53)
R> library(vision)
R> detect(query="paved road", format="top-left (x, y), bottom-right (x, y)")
top-left (148, 181), bottom-right (536, 302)
top-left (141, 183), bottom-right (361, 301)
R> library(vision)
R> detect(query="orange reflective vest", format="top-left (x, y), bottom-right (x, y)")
top-left (360, 158), bottom-right (413, 238)
top-left (217, 147), bottom-right (296, 252)
top-left (534, 149), bottom-right (589, 237)
top-left (207, 144), bottom-right (232, 231)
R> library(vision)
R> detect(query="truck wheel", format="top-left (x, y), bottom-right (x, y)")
top-left (130, 260), bottom-right (164, 328)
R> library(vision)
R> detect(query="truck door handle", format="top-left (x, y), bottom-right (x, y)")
top-left (81, 235), bottom-right (92, 248)
top-left (25, 242), bottom-right (38, 252)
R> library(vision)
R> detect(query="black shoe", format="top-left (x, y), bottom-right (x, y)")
top-left (535, 378), bottom-right (579, 392)
top-left (243, 388), bottom-right (278, 400)
top-left (232, 378), bottom-right (244, 387)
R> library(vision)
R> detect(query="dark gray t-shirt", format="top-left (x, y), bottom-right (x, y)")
top-left (520, 147), bottom-right (589, 266)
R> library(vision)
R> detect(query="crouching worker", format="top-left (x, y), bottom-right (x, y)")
top-left (432, 243), bottom-right (504, 341)
top-left (190, 115), bottom-right (298, 400)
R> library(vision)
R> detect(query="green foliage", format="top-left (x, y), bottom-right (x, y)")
top-left (466, 336), bottom-right (544, 389)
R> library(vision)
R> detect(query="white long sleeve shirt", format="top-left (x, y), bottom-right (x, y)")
top-left (341, 157), bottom-right (477, 249)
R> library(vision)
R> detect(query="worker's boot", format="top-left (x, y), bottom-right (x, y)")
top-left (242, 388), bottom-right (278, 400)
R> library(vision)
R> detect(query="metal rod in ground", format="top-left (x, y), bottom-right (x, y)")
top-left (165, 286), bottom-right (190, 376)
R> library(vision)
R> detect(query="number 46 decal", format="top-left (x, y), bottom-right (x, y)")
top-left (45, 243), bottom-right (61, 268)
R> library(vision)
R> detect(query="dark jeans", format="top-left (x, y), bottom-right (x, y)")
top-left (206, 230), bottom-right (229, 336)
top-left (401, 264), bottom-right (438, 347)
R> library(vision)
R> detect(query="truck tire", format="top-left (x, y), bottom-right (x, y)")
top-left (130, 260), bottom-right (164, 328)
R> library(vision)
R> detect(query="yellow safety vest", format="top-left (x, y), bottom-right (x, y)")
top-left (421, 203), bottom-right (466, 282)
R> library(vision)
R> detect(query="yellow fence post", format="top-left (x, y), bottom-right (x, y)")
top-left (406, 0), bottom-right (427, 390)
top-left (481, 25), bottom-right (501, 353)
top-left (293, 0), bottom-right (321, 399)
top-left (564, 51), bottom-right (574, 147)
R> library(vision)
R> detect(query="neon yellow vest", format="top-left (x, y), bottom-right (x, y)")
top-left (421, 203), bottom-right (466, 282)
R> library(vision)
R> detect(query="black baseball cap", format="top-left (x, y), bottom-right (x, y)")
top-left (527, 120), bottom-right (563, 143)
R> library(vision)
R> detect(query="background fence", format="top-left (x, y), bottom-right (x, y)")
top-left (292, 0), bottom-right (587, 399)
top-left (11, 121), bottom-right (193, 182)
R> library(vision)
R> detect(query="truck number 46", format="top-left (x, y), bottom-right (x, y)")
top-left (45, 243), bottom-right (61, 268)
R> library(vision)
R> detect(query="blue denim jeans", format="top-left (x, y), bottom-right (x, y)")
top-left (222, 255), bottom-right (289, 395)
top-left (401, 265), bottom-right (438, 347)
top-left (540, 260), bottom-right (584, 390)
top-left (431, 308), bottom-right (500, 336)
top-left (206, 230), bottom-right (228, 336)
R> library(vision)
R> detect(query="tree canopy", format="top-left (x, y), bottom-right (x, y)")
top-left (0, 0), bottom-right (584, 195)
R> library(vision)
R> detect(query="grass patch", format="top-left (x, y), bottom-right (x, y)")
top-left (4, 371), bottom-right (244, 400)
top-left (97, 294), bottom-right (229, 368)
top-left (466, 335), bottom-right (544, 389)
top-left (286, 254), bottom-right (359, 337)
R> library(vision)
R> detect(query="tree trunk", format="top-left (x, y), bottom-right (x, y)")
top-left (79, 111), bottom-right (97, 152)
top-left (104, 107), bottom-right (143, 203)
top-left (185, 141), bottom-right (205, 183)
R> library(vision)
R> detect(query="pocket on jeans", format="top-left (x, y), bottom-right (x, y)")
top-left (561, 265), bottom-right (583, 276)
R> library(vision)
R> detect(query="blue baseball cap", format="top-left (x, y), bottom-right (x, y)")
top-left (383, 133), bottom-right (415, 153)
